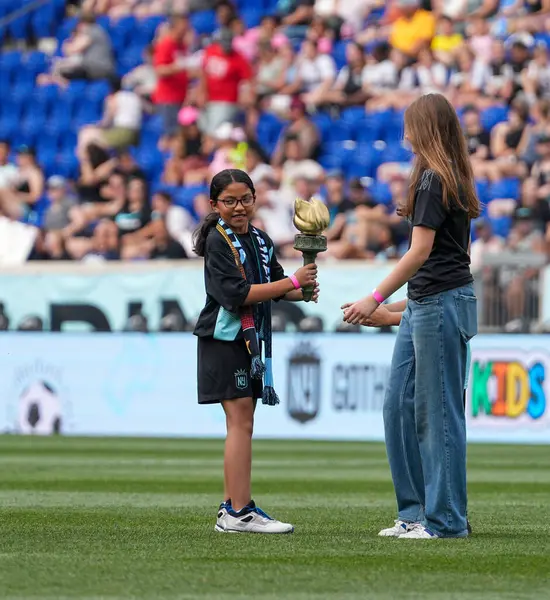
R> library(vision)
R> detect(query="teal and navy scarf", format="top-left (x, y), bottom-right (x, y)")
top-left (216, 219), bottom-right (279, 406)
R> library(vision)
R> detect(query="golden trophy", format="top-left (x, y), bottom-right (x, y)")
top-left (293, 197), bottom-right (330, 302)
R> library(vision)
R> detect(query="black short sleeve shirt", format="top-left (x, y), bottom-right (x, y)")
top-left (407, 170), bottom-right (474, 300)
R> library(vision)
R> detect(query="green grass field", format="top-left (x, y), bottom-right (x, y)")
top-left (1, 436), bottom-right (549, 600)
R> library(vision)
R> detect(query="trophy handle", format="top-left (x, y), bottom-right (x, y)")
top-left (300, 250), bottom-right (317, 303)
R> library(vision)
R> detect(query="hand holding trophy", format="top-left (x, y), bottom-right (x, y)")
top-left (293, 197), bottom-right (330, 302)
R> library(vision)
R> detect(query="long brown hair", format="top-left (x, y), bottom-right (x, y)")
top-left (401, 93), bottom-right (481, 219)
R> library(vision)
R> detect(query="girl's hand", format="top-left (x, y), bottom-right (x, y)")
top-left (311, 282), bottom-right (320, 303)
top-left (364, 305), bottom-right (393, 327)
top-left (341, 295), bottom-right (379, 325)
top-left (294, 263), bottom-right (317, 287)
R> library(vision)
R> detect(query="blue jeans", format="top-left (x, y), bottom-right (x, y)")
top-left (383, 284), bottom-right (477, 537)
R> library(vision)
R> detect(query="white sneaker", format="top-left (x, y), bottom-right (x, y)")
top-left (215, 500), bottom-right (294, 534)
top-left (378, 520), bottom-right (415, 537)
top-left (214, 501), bottom-right (230, 532)
top-left (399, 524), bottom-right (439, 539)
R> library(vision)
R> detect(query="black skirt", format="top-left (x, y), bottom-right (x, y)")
top-left (197, 336), bottom-right (263, 404)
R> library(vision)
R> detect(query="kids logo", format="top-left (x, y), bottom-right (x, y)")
top-left (468, 349), bottom-right (548, 426)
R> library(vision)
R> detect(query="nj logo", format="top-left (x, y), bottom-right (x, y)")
top-left (235, 369), bottom-right (248, 391)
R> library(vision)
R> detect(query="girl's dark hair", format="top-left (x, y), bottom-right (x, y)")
top-left (192, 169), bottom-right (256, 257)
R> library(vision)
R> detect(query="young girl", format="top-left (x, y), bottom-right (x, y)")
top-left (193, 168), bottom-right (318, 534)
top-left (342, 93), bottom-right (480, 539)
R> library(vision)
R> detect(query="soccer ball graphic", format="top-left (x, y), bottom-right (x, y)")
top-left (17, 381), bottom-right (62, 435)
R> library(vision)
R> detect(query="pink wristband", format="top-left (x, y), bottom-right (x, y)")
top-left (372, 289), bottom-right (385, 304)
top-left (289, 275), bottom-right (301, 290)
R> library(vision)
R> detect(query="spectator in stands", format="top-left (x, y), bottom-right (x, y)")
top-left (280, 0), bottom-right (315, 42)
top-left (77, 79), bottom-right (143, 154)
top-left (483, 40), bottom-right (513, 105)
top-left (469, 218), bottom-right (505, 274)
top-left (431, 15), bottom-right (463, 66)
top-left (38, 13), bottom-right (115, 87)
top-left (501, 207), bottom-right (545, 330)
top-left (115, 149), bottom-right (146, 180)
top-left (483, 98), bottom-right (531, 182)
top-left (523, 42), bottom-right (550, 104)
top-left (245, 140), bottom-right (275, 185)
top-left (199, 28), bottom-right (252, 135)
top-left (395, 47), bottom-right (447, 105)
top-left (389, 0), bottom-right (436, 59)
top-left (115, 177), bottom-right (151, 239)
top-left (462, 105), bottom-right (492, 178)
top-left (71, 219), bottom-right (121, 262)
top-left (216, 1), bottom-right (237, 32)
top-left (119, 190), bottom-right (188, 259)
top-left (0, 141), bottom-right (17, 190)
top-left (306, 42), bottom-right (368, 110)
top-left (152, 14), bottom-right (192, 144)
top-left (122, 45), bottom-right (158, 103)
top-left (324, 170), bottom-right (351, 224)
top-left (255, 41), bottom-right (287, 100)
top-left (448, 46), bottom-right (490, 107)
top-left (313, 0), bottom-right (372, 38)
top-left (208, 123), bottom-right (247, 178)
top-left (42, 176), bottom-right (77, 259)
top-left (0, 147), bottom-right (44, 222)
top-left (467, 17), bottom-right (493, 63)
top-left (272, 97), bottom-right (319, 167)
top-left (363, 42), bottom-right (400, 110)
top-left (162, 106), bottom-right (208, 186)
top-left (254, 176), bottom-right (295, 251)
top-left (296, 39), bottom-right (337, 106)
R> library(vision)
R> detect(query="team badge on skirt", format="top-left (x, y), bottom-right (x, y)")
top-left (234, 369), bottom-right (248, 391)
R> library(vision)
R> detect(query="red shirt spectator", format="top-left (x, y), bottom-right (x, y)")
top-left (152, 22), bottom-right (189, 105)
top-left (202, 42), bottom-right (252, 104)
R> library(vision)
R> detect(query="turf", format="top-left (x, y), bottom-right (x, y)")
top-left (1, 436), bottom-right (549, 600)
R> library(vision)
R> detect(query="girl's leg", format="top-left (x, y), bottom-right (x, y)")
top-left (222, 396), bottom-right (255, 511)
top-left (383, 305), bottom-right (425, 524)
top-left (410, 286), bottom-right (476, 537)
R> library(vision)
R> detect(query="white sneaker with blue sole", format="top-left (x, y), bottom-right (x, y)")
top-left (398, 524), bottom-right (439, 539)
top-left (215, 500), bottom-right (294, 534)
top-left (378, 520), bottom-right (416, 537)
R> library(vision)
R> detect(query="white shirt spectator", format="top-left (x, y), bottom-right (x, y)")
top-left (165, 204), bottom-right (197, 258)
top-left (400, 63), bottom-right (447, 92)
top-left (362, 60), bottom-right (399, 90)
top-left (450, 59), bottom-right (490, 91)
top-left (113, 91), bottom-right (143, 130)
top-left (298, 54), bottom-right (336, 92)
top-left (527, 60), bottom-right (550, 99)
top-left (0, 163), bottom-right (18, 189)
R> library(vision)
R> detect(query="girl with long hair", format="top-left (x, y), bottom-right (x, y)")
top-left (193, 168), bottom-right (318, 534)
top-left (342, 93), bottom-right (481, 539)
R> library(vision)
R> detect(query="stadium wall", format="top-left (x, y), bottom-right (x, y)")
top-left (0, 332), bottom-right (549, 444)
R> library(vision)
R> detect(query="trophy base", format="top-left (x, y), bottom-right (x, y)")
top-left (293, 234), bottom-right (327, 303)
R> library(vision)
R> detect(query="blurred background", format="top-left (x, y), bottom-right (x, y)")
top-left (0, 0), bottom-right (548, 442)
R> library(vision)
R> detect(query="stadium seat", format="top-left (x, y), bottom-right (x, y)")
top-left (480, 106), bottom-right (508, 131)
top-left (7, 0), bottom-right (32, 40)
top-left (381, 142), bottom-right (412, 164)
top-left (489, 178), bottom-right (520, 200)
top-left (31, 3), bottom-right (59, 39)
top-left (85, 80), bottom-right (112, 106)
top-left (490, 216), bottom-right (512, 239)
top-left (371, 181), bottom-right (393, 206)
top-left (340, 107), bottom-right (366, 128)
top-left (174, 185), bottom-right (209, 212)
top-left (332, 41), bottom-right (349, 70)
top-left (241, 8), bottom-right (264, 28)
top-left (356, 115), bottom-right (383, 143)
top-left (325, 121), bottom-right (353, 143)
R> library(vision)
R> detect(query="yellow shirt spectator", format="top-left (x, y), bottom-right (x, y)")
top-left (390, 9), bottom-right (436, 57)
top-left (432, 33), bottom-right (464, 53)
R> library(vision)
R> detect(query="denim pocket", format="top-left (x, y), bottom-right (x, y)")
top-left (455, 294), bottom-right (478, 342)
top-left (413, 294), bottom-right (440, 306)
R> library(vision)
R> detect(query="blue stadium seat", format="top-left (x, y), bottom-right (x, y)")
top-left (371, 181), bottom-right (392, 206)
top-left (136, 148), bottom-right (164, 180)
top-left (142, 114), bottom-right (165, 137)
top-left (58, 81), bottom-right (88, 113)
top-left (190, 10), bottom-right (217, 34)
top-left (55, 152), bottom-right (80, 179)
top-left (489, 216), bottom-right (512, 239)
top-left (21, 113), bottom-right (47, 146)
top-left (325, 121), bottom-right (352, 143)
top-left (141, 16), bottom-right (166, 43)
top-left (340, 107), bottom-right (366, 128)
top-left (174, 185), bottom-right (209, 211)
top-left (489, 177), bottom-right (520, 200)
top-left (345, 142), bottom-right (383, 178)
top-left (85, 80), bottom-right (112, 106)
top-left (24, 51), bottom-right (49, 76)
top-left (384, 110), bottom-right (405, 143)
top-left (0, 51), bottom-right (22, 79)
top-left (73, 104), bottom-right (101, 130)
top-left (56, 16), bottom-right (78, 44)
top-left (356, 115), bottom-right (384, 144)
top-left (310, 112), bottom-right (332, 140)
top-left (475, 179), bottom-right (490, 207)
top-left (32, 84), bottom-right (59, 115)
top-left (31, 3), bottom-right (58, 39)
top-left (241, 8), bottom-right (263, 28)
top-left (46, 104), bottom-right (72, 136)
top-left (480, 106), bottom-right (508, 131)
top-left (332, 41), bottom-right (349, 70)
top-left (381, 142), bottom-right (412, 164)
top-left (7, 0), bottom-right (32, 40)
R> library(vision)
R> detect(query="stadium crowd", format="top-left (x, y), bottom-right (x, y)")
top-left (0, 0), bottom-right (549, 275)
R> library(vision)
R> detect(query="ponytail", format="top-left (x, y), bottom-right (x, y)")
top-left (193, 212), bottom-right (219, 257)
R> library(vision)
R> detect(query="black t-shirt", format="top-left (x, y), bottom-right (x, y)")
top-left (407, 170), bottom-right (473, 301)
top-left (194, 226), bottom-right (286, 338)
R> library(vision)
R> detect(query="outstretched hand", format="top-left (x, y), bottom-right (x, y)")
top-left (341, 295), bottom-right (379, 325)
